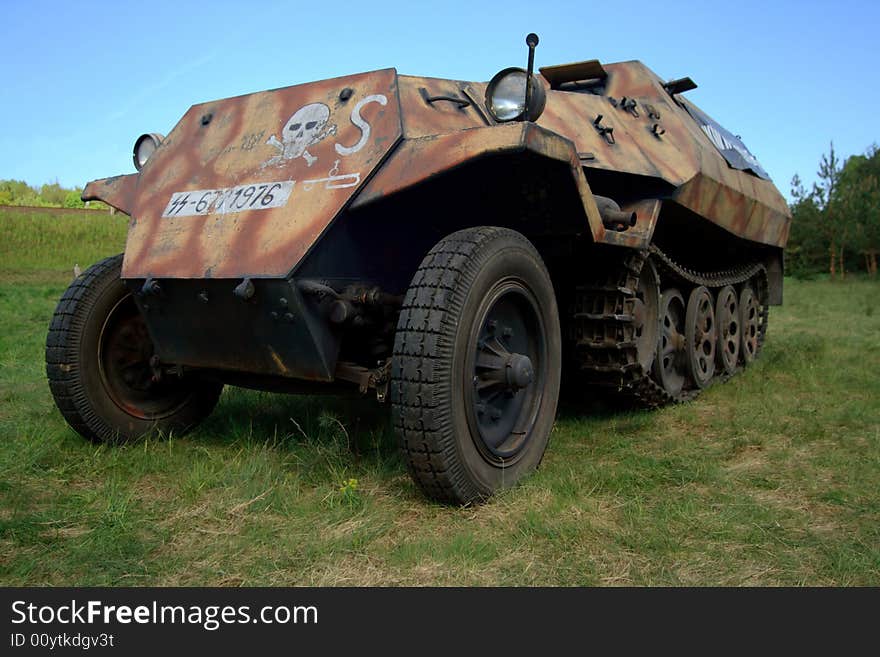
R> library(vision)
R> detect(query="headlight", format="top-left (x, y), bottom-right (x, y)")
top-left (485, 67), bottom-right (546, 123)
top-left (133, 133), bottom-right (164, 171)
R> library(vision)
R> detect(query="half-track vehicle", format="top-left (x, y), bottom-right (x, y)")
top-left (47, 35), bottom-right (790, 503)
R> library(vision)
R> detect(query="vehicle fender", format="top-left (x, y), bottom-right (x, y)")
top-left (82, 174), bottom-right (139, 215)
top-left (351, 122), bottom-right (629, 245)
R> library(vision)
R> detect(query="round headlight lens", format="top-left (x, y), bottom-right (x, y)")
top-left (485, 68), bottom-right (547, 123)
top-left (133, 133), bottom-right (164, 171)
top-left (489, 69), bottom-right (529, 121)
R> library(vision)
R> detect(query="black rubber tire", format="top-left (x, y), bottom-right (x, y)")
top-left (390, 227), bottom-right (561, 505)
top-left (46, 254), bottom-right (223, 443)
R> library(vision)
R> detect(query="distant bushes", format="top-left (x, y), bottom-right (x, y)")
top-left (0, 179), bottom-right (109, 211)
top-left (0, 207), bottom-right (128, 271)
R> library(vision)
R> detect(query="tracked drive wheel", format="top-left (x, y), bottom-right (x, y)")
top-left (46, 254), bottom-right (223, 443)
top-left (685, 286), bottom-right (716, 388)
top-left (739, 284), bottom-right (761, 365)
top-left (652, 288), bottom-right (687, 398)
top-left (633, 259), bottom-right (660, 373)
top-left (715, 285), bottom-right (740, 375)
top-left (391, 227), bottom-right (561, 504)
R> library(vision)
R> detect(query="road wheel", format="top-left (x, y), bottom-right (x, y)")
top-left (633, 259), bottom-right (661, 373)
top-left (715, 285), bottom-right (740, 375)
top-left (739, 284), bottom-right (761, 365)
top-left (685, 286), bottom-right (716, 388)
top-left (46, 254), bottom-right (223, 443)
top-left (391, 227), bottom-right (561, 504)
top-left (652, 288), bottom-right (687, 397)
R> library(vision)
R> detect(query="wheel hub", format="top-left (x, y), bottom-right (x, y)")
top-left (99, 295), bottom-right (194, 419)
top-left (468, 284), bottom-right (545, 461)
top-left (505, 353), bottom-right (534, 390)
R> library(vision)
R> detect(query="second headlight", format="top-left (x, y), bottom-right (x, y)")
top-left (485, 68), bottom-right (546, 123)
top-left (133, 133), bottom-right (165, 171)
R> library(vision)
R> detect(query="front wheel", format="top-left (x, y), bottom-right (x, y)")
top-left (391, 227), bottom-right (561, 504)
top-left (46, 254), bottom-right (223, 443)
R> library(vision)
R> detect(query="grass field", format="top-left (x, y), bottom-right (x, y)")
top-left (1, 207), bottom-right (878, 586)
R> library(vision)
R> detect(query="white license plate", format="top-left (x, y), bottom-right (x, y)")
top-left (161, 180), bottom-right (294, 217)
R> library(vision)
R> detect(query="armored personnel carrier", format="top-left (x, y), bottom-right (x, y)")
top-left (47, 35), bottom-right (790, 503)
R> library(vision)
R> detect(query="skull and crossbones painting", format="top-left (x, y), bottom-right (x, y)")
top-left (263, 103), bottom-right (337, 168)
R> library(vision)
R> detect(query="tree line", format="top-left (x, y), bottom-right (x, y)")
top-left (788, 143), bottom-right (880, 278)
top-left (0, 179), bottom-right (107, 210)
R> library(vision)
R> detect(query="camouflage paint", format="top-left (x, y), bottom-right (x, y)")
top-left (83, 59), bottom-right (790, 279)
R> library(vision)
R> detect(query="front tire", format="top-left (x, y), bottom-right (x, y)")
top-left (46, 254), bottom-right (223, 443)
top-left (391, 227), bottom-right (561, 504)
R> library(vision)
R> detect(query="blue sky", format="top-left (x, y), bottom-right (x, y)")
top-left (1, 0), bottom-right (878, 200)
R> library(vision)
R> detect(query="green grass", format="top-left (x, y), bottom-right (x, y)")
top-left (0, 207), bottom-right (129, 285)
top-left (1, 207), bottom-right (879, 585)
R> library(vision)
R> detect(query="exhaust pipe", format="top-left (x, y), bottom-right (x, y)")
top-left (594, 195), bottom-right (637, 232)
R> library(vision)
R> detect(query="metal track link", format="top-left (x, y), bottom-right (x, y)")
top-left (648, 244), bottom-right (766, 291)
top-left (571, 244), bottom-right (770, 408)
top-left (570, 250), bottom-right (646, 389)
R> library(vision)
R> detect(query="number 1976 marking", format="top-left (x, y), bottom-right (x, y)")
top-left (161, 180), bottom-right (294, 218)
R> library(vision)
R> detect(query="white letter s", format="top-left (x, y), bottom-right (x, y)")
top-left (335, 94), bottom-right (387, 156)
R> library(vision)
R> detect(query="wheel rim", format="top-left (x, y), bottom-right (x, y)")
top-left (685, 286), bottom-right (716, 388)
top-left (465, 280), bottom-right (546, 463)
top-left (739, 285), bottom-right (760, 364)
top-left (715, 285), bottom-right (740, 375)
top-left (652, 288), bottom-right (687, 397)
top-left (633, 259), bottom-right (660, 373)
top-left (98, 294), bottom-right (194, 419)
